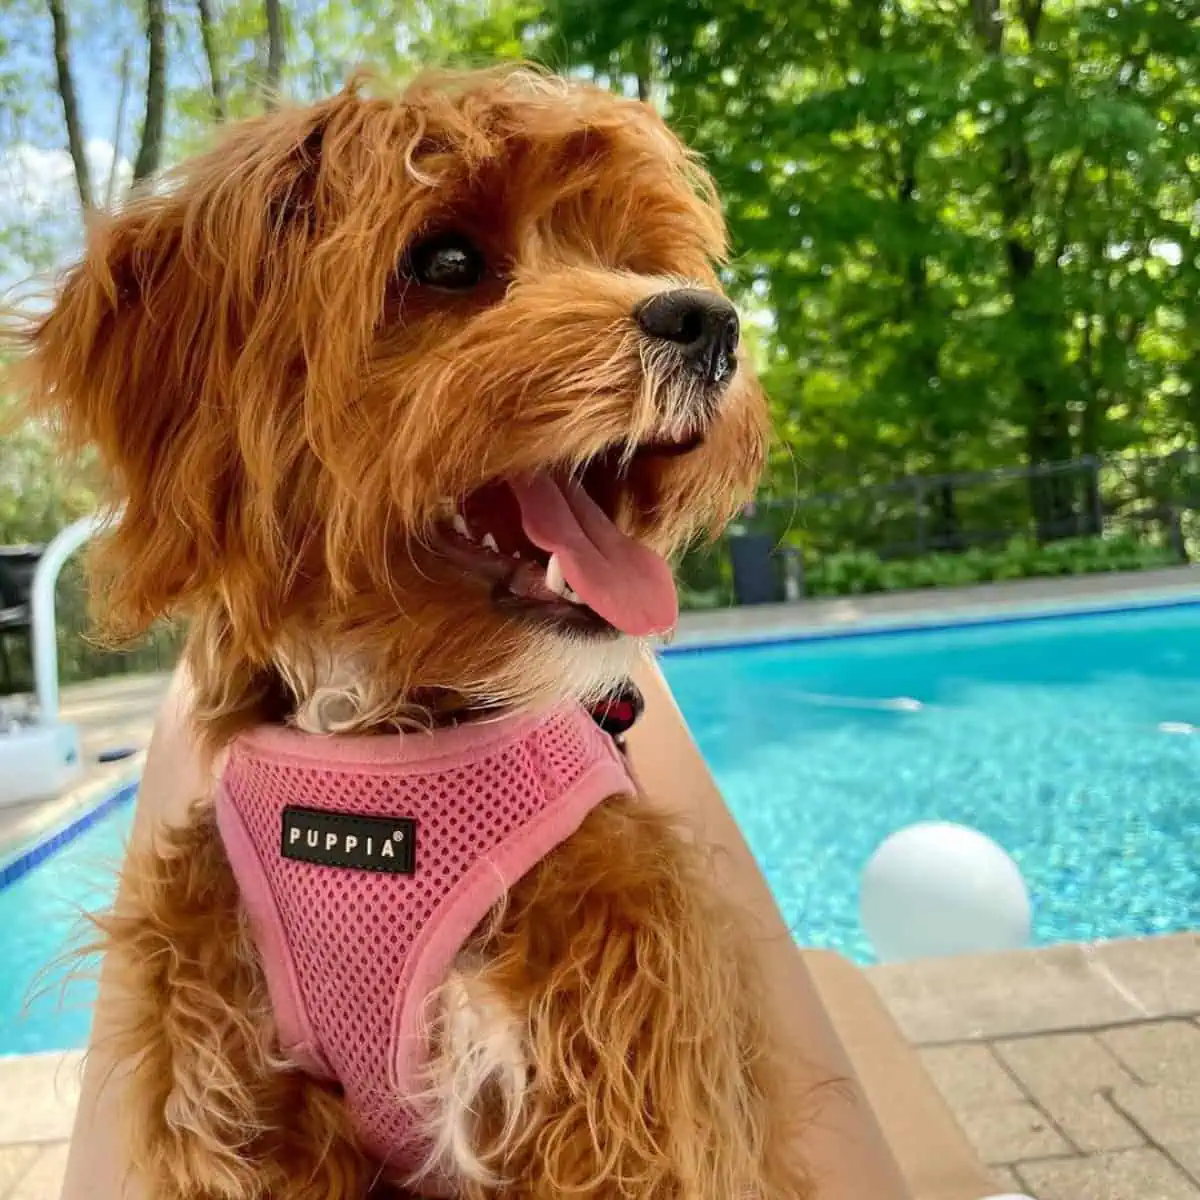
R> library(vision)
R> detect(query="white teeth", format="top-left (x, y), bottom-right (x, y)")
top-left (481, 533), bottom-right (499, 553)
top-left (545, 553), bottom-right (567, 597)
top-left (452, 514), bottom-right (471, 540)
top-left (512, 551), bottom-right (521, 559)
top-left (564, 584), bottom-right (582, 604)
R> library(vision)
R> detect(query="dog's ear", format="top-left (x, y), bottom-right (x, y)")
top-left (15, 192), bottom-right (221, 641)
top-left (10, 103), bottom-right (355, 643)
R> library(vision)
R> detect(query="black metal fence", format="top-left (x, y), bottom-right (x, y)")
top-left (680, 450), bottom-right (1200, 608)
top-left (770, 452), bottom-right (1197, 557)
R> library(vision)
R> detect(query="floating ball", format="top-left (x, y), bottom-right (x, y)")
top-left (861, 822), bottom-right (1032, 962)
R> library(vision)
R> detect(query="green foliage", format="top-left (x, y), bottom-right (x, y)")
top-left (676, 539), bottom-right (735, 611)
top-left (0, 558), bottom-right (185, 694)
top-left (802, 534), bottom-right (1181, 599)
top-left (0, 395), bottom-right (98, 545)
top-left (0, 394), bottom-right (181, 694)
top-left (525, 0), bottom-right (1200, 536)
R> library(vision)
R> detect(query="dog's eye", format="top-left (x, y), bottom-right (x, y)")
top-left (408, 233), bottom-right (485, 290)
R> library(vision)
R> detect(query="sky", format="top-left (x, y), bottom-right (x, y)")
top-left (0, 0), bottom-right (344, 289)
top-left (0, 0), bottom-right (180, 287)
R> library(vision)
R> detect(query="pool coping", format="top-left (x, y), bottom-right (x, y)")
top-left (666, 566), bottom-right (1200, 652)
top-left (867, 933), bottom-right (1200, 1045)
top-left (0, 761), bottom-right (143, 893)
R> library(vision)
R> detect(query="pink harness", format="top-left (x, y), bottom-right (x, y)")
top-left (214, 703), bottom-right (634, 1180)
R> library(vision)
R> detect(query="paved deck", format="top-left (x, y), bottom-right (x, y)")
top-left (2, 572), bottom-right (1199, 1197)
top-left (875, 935), bottom-right (1200, 1198)
top-left (672, 563), bottom-right (1200, 647)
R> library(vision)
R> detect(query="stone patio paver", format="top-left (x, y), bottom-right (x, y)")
top-left (955, 1100), bottom-right (1072, 1164)
top-left (1090, 935), bottom-right (1200, 1018)
top-left (1019, 1147), bottom-right (1198, 1200)
top-left (1108, 1081), bottom-right (1200, 1148)
top-left (870, 937), bottom-right (1200, 1198)
top-left (0, 1146), bottom-right (39, 1197)
top-left (989, 1165), bottom-right (1026, 1194)
top-left (870, 944), bottom-right (1146, 1043)
top-left (1171, 1142), bottom-right (1200, 1184)
top-left (917, 1044), bottom-right (1024, 1110)
top-left (1029, 1090), bottom-right (1144, 1155)
top-left (673, 564), bottom-right (1200, 647)
top-left (994, 1032), bottom-right (1136, 1098)
top-left (0, 1054), bottom-right (82, 1147)
top-left (1101, 1021), bottom-right (1200, 1086)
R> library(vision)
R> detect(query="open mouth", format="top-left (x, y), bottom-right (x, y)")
top-left (432, 436), bottom-right (703, 638)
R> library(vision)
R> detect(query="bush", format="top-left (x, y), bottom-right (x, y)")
top-left (801, 534), bottom-right (1181, 599)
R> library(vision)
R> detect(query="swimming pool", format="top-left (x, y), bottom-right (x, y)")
top-left (0, 783), bottom-right (138, 1055)
top-left (665, 599), bottom-right (1200, 963)
top-left (3, 597), bottom-right (1199, 1053)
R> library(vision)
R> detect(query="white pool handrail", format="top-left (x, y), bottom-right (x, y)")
top-left (32, 511), bottom-right (115, 725)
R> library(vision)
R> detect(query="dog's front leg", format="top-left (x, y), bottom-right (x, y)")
top-left (421, 797), bottom-right (809, 1200)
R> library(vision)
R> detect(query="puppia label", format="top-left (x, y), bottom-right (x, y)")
top-left (281, 806), bottom-right (417, 875)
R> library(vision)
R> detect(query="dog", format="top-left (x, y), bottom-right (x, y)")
top-left (15, 67), bottom-right (807, 1199)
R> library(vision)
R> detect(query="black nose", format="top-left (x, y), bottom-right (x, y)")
top-left (635, 288), bottom-right (740, 386)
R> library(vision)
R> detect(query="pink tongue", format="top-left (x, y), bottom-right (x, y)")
top-left (509, 474), bottom-right (678, 637)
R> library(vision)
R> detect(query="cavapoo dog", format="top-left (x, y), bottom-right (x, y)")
top-left (15, 67), bottom-right (807, 1199)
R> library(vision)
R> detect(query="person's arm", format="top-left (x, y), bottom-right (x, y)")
top-left (626, 653), bottom-right (913, 1200)
top-left (60, 667), bottom-right (209, 1200)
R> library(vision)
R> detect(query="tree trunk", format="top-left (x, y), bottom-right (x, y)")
top-left (133, 0), bottom-right (166, 183)
top-left (631, 33), bottom-right (655, 103)
top-left (196, 0), bottom-right (226, 122)
top-left (930, 482), bottom-right (962, 552)
top-left (46, 0), bottom-right (92, 211)
top-left (104, 47), bottom-right (132, 207)
top-left (972, 0), bottom-right (1074, 541)
top-left (897, 141), bottom-right (963, 550)
top-left (1003, 144), bottom-right (1074, 538)
top-left (264, 0), bottom-right (285, 107)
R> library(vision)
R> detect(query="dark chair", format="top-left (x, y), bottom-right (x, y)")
top-left (0, 544), bottom-right (43, 694)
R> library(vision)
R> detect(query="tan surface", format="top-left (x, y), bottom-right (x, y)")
top-left (0, 673), bottom-right (165, 859)
top-left (885, 940), bottom-right (1200, 1199)
top-left (3, 1144), bottom-right (70, 1200)
top-left (1019, 1149), bottom-right (1198, 1200)
top-left (674, 564), bottom-right (1200, 646)
top-left (3, 937), bottom-right (1199, 1199)
top-left (0, 953), bottom-right (997, 1200)
top-left (0, 1053), bottom-right (80, 1200)
top-left (868, 936), bottom-right (1200, 1043)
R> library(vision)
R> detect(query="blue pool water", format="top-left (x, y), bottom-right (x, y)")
top-left (0, 799), bottom-right (135, 1054)
top-left (3, 599), bottom-right (1200, 1053)
top-left (664, 602), bottom-right (1200, 963)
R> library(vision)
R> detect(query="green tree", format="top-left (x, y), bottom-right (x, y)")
top-left (527, 0), bottom-right (1200, 545)
top-left (7, 0), bottom-right (1198, 575)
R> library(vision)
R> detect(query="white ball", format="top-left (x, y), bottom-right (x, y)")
top-left (861, 822), bottom-right (1032, 962)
